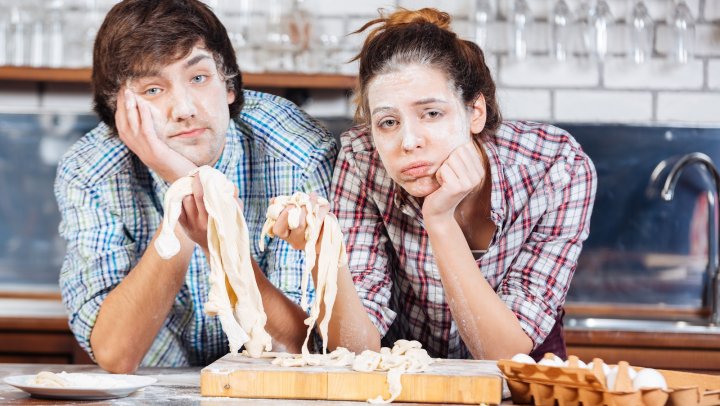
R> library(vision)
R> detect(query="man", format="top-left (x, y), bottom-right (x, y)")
top-left (54, 0), bottom-right (336, 373)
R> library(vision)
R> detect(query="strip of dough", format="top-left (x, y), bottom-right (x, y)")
top-left (155, 166), bottom-right (271, 357)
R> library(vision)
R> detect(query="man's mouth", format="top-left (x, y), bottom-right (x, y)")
top-left (172, 128), bottom-right (205, 138)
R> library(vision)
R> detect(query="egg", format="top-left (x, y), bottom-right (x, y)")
top-left (586, 361), bottom-right (611, 377)
top-left (537, 353), bottom-right (563, 367)
top-left (564, 358), bottom-right (587, 369)
top-left (510, 353), bottom-right (536, 364)
top-left (633, 368), bottom-right (668, 391)
top-left (609, 365), bottom-right (638, 380)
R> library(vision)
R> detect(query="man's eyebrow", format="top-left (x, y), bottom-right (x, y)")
top-left (185, 54), bottom-right (212, 68)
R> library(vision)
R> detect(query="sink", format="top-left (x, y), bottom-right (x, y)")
top-left (564, 317), bottom-right (720, 334)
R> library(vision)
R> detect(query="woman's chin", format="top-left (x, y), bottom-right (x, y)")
top-left (400, 178), bottom-right (440, 198)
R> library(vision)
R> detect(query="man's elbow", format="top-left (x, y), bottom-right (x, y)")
top-left (93, 345), bottom-right (141, 374)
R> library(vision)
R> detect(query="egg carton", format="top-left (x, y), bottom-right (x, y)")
top-left (498, 355), bottom-right (720, 406)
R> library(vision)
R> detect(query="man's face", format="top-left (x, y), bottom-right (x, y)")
top-left (126, 46), bottom-right (235, 167)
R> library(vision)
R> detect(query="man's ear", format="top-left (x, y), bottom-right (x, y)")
top-left (469, 94), bottom-right (487, 135)
top-left (227, 89), bottom-right (236, 105)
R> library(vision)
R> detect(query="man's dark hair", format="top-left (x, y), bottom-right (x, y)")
top-left (92, 0), bottom-right (243, 132)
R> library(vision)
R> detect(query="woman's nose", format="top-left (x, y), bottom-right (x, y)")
top-left (401, 123), bottom-right (424, 152)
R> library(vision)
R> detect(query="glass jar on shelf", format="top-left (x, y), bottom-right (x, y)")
top-left (472, 0), bottom-right (492, 50)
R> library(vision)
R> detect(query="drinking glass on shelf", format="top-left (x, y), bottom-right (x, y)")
top-left (0, 13), bottom-right (7, 66)
top-left (472, 0), bottom-right (492, 50)
top-left (628, 0), bottom-right (653, 64)
top-left (262, 0), bottom-right (297, 72)
top-left (29, 2), bottom-right (44, 67)
top-left (8, 5), bottom-right (30, 66)
top-left (509, 0), bottom-right (531, 60)
top-left (550, 0), bottom-right (572, 62)
top-left (45, 0), bottom-right (65, 68)
top-left (582, 0), bottom-right (612, 62)
top-left (667, 0), bottom-right (695, 64)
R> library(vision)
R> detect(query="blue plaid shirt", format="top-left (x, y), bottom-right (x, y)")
top-left (55, 90), bottom-right (337, 367)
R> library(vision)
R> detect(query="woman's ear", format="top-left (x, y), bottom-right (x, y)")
top-left (469, 94), bottom-right (487, 135)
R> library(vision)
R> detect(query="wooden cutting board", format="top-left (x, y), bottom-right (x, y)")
top-left (200, 353), bottom-right (503, 404)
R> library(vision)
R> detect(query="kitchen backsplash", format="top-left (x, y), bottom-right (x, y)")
top-left (0, 0), bottom-right (718, 124)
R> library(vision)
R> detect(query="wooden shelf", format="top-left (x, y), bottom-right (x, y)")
top-left (0, 66), bottom-right (357, 90)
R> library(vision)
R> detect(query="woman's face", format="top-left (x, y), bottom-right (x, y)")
top-left (368, 64), bottom-right (486, 197)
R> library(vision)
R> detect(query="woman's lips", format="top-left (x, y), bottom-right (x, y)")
top-left (400, 162), bottom-right (433, 178)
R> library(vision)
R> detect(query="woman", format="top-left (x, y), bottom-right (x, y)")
top-left (274, 8), bottom-right (596, 361)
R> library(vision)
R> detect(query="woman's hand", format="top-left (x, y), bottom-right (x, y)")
top-left (116, 88), bottom-right (196, 183)
top-left (271, 193), bottom-right (330, 250)
top-left (422, 141), bottom-right (486, 224)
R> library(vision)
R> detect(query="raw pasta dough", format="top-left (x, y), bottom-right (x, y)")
top-left (155, 166), bottom-right (271, 357)
top-left (259, 192), bottom-right (345, 356)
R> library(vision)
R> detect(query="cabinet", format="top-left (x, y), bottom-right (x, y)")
top-left (0, 298), bottom-right (92, 364)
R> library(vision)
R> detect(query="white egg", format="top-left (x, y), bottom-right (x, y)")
top-left (564, 359), bottom-right (587, 368)
top-left (538, 354), bottom-right (563, 367)
top-left (586, 361), bottom-right (612, 377)
top-left (633, 368), bottom-right (667, 391)
top-left (609, 365), bottom-right (637, 380)
top-left (511, 353), bottom-right (536, 364)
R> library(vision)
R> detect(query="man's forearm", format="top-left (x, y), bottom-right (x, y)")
top-left (90, 225), bottom-right (193, 373)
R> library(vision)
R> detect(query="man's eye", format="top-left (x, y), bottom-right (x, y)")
top-left (144, 87), bottom-right (161, 96)
top-left (426, 110), bottom-right (442, 119)
top-left (191, 75), bottom-right (207, 84)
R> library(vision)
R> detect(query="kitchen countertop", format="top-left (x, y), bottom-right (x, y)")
top-left (0, 363), bottom-right (515, 405)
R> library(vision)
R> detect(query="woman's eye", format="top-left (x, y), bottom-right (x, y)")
top-left (144, 87), bottom-right (161, 96)
top-left (191, 75), bottom-right (207, 84)
top-left (378, 119), bottom-right (397, 129)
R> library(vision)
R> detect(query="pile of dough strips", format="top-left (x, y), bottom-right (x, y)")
top-left (156, 167), bottom-right (434, 403)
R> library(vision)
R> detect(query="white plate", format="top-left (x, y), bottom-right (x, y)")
top-left (3, 374), bottom-right (157, 400)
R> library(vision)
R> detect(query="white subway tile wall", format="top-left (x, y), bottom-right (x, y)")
top-left (555, 90), bottom-right (654, 123)
top-left (0, 0), bottom-right (718, 125)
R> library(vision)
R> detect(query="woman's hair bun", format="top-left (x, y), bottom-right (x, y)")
top-left (384, 8), bottom-right (451, 31)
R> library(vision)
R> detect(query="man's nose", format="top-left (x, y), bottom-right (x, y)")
top-left (169, 87), bottom-right (197, 121)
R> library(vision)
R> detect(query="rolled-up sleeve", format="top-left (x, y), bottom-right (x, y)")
top-left (497, 148), bottom-right (597, 348)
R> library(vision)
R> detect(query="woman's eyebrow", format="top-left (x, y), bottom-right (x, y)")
top-left (413, 98), bottom-right (447, 106)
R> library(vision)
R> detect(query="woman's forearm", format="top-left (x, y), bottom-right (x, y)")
top-left (425, 217), bottom-right (533, 360)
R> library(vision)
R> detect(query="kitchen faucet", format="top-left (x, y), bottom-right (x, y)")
top-left (650, 152), bottom-right (720, 325)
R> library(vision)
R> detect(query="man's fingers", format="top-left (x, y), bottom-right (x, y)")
top-left (191, 176), bottom-right (208, 223)
top-left (136, 98), bottom-right (156, 138)
top-left (125, 90), bottom-right (140, 136)
top-left (272, 210), bottom-right (292, 239)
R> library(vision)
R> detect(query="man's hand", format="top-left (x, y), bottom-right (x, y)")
top-left (177, 175), bottom-right (244, 252)
top-left (271, 193), bottom-right (329, 250)
top-left (422, 141), bottom-right (486, 223)
top-left (116, 88), bottom-right (196, 183)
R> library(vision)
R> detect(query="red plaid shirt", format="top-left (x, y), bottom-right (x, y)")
top-left (330, 121), bottom-right (596, 359)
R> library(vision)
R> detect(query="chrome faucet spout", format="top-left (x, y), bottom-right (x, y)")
top-left (654, 152), bottom-right (720, 325)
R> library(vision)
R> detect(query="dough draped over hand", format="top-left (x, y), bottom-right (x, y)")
top-left (155, 166), bottom-right (271, 357)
